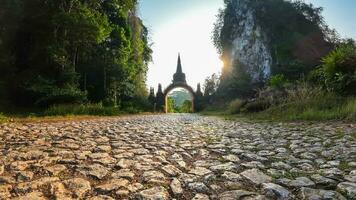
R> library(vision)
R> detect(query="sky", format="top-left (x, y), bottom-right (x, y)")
top-left (139, 0), bottom-right (356, 91)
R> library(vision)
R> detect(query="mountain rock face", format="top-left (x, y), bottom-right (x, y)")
top-left (225, 0), bottom-right (272, 82)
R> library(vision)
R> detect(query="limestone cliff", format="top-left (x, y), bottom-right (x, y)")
top-left (219, 0), bottom-right (272, 82)
top-left (214, 0), bottom-right (332, 84)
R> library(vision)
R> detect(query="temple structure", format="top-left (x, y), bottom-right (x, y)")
top-left (150, 54), bottom-right (203, 113)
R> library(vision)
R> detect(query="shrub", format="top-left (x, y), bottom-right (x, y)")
top-left (313, 40), bottom-right (356, 95)
top-left (340, 97), bottom-right (356, 120)
top-left (0, 113), bottom-right (8, 123)
top-left (255, 82), bottom-right (356, 121)
top-left (43, 103), bottom-right (121, 116)
top-left (284, 81), bottom-right (325, 103)
top-left (242, 99), bottom-right (270, 113)
top-left (257, 87), bottom-right (287, 106)
top-left (227, 99), bottom-right (246, 114)
top-left (268, 74), bottom-right (288, 89)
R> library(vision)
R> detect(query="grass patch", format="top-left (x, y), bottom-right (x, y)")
top-left (202, 86), bottom-right (356, 122)
top-left (339, 160), bottom-right (351, 171)
top-left (252, 95), bottom-right (356, 122)
top-left (204, 135), bottom-right (222, 145)
top-left (351, 131), bottom-right (356, 140)
top-left (0, 113), bottom-right (8, 123)
top-left (43, 104), bottom-right (123, 116)
top-left (227, 99), bottom-right (246, 114)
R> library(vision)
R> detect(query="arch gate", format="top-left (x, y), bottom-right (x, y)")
top-left (163, 82), bottom-right (195, 113)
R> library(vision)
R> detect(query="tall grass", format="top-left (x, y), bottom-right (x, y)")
top-left (0, 113), bottom-right (8, 123)
top-left (43, 104), bottom-right (123, 116)
top-left (227, 99), bottom-right (245, 114)
top-left (255, 85), bottom-right (356, 121)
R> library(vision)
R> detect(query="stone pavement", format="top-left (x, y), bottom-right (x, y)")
top-left (0, 114), bottom-right (355, 200)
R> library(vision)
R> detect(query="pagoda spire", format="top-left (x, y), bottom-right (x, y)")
top-left (176, 53), bottom-right (183, 74)
top-left (173, 53), bottom-right (186, 83)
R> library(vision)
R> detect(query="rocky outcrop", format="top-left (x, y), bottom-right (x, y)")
top-left (224, 0), bottom-right (272, 82)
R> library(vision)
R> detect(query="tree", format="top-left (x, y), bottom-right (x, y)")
top-left (312, 39), bottom-right (356, 95)
top-left (0, 0), bottom-right (152, 109)
top-left (180, 100), bottom-right (193, 113)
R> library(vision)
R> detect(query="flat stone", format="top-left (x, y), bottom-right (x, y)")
top-left (16, 171), bottom-right (34, 182)
top-left (50, 182), bottom-right (72, 199)
top-left (117, 159), bottom-right (135, 169)
top-left (344, 170), bottom-right (356, 183)
top-left (143, 170), bottom-right (166, 184)
top-left (222, 154), bottom-right (240, 162)
top-left (15, 177), bottom-right (60, 193)
top-left (89, 195), bottom-right (115, 200)
top-left (116, 189), bottom-right (130, 197)
top-left (89, 153), bottom-right (110, 159)
top-left (10, 161), bottom-right (29, 171)
top-left (189, 167), bottom-right (212, 176)
top-left (95, 178), bottom-right (129, 193)
top-left (262, 183), bottom-right (291, 199)
top-left (271, 162), bottom-right (292, 170)
top-left (0, 185), bottom-right (12, 199)
top-left (0, 165), bottom-right (4, 175)
top-left (13, 191), bottom-right (46, 200)
top-left (45, 164), bottom-right (67, 176)
top-left (337, 182), bottom-right (356, 199)
top-left (63, 178), bottom-right (91, 199)
top-left (192, 193), bottom-right (210, 200)
top-left (288, 177), bottom-right (315, 188)
top-left (162, 165), bottom-right (182, 176)
top-left (188, 182), bottom-right (209, 193)
top-left (299, 187), bottom-right (346, 200)
top-left (95, 145), bottom-right (112, 152)
top-left (310, 174), bottom-right (337, 189)
top-left (135, 186), bottom-right (169, 200)
top-left (221, 171), bottom-right (243, 182)
top-left (240, 169), bottom-right (272, 185)
top-left (210, 162), bottom-right (237, 171)
top-left (127, 183), bottom-right (144, 193)
top-left (112, 169), bottom-right (135, 180)
top-left (79, 164), bottom-right (109, 179)
top-left (170, 178), bottom-right (183, 195)
top-left (219, 190), bottom-right (256, 200)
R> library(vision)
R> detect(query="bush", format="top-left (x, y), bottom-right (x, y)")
top-left (0, 113), bottom-right (8, 123)
top-left (268, 74), bottom-right (288, 89)
top-left (242, 100), bottom-right (270, 113)
top-left (313, 40), bottom-right (356, 95)
top-left (43, 103), bottom-right (121, 116)
top-left (255, 82), bottom-right (356, 121)
top-left (227, 99), bottom-right (246, 114)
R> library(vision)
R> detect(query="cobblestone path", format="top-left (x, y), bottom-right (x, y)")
top-left (0, 114), bottom-right (355, 200)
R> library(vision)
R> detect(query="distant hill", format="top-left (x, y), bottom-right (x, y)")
top-left (168, 89), bottom-right (192, 107)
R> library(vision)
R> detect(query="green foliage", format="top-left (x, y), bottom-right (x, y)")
top-left (254, 83), bottom-right (355, 121)
top-left (0, 0), bottom-right (152, 112)
top-left (242, 100), bottom-right (271, 113)
top-left (166, 97), bottom-right (177, 113)
top-left (180, 100), bottom-right (193, 113)
top-left (227, 99), bottom-right (245, 114)
top-left (0, 113), bottom-right (8, 123)
top-left (312, 40), bottom-right (356, 95)
top-left (168, 90), bottom-right (192, 107)
top-left (43, 104), bottom-right (121, 116)
top-left (166, 97), bottom-right (193, 113)
top-left (268, 74), bottom-right (288, 89)
top-left (217, 61), bottom-right (255, 99)
top-left (26, 76), bottom-right (87, 107)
